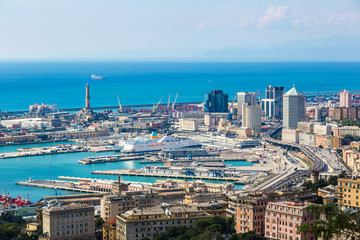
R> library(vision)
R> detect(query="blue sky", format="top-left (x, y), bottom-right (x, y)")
top-left (0, 0), bottom-right (359, 58)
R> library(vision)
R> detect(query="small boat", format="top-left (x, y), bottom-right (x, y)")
top-left (91, 74), bottom-right (106, 80)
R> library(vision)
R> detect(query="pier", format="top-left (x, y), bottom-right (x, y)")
top-left (91, 170), bottom-right (249, 184)
top-left (78, 155), bottom-right (145, 164)
top-left (16, 179), bottom-right (107, 193)
top-left (0, 145), bottom-right (114, 159)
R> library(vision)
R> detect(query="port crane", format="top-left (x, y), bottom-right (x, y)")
top-left (167, 92), bottom-right (171, 109)
top-left (152, 97), bottom-right (163, 111)
top-left (172, 92), bottom-right (178, 109)
top-left (117, 94), bottom-right (123, 112)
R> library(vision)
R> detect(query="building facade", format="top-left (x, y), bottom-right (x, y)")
top-left (237, 92), bottom-right (257, 118)
top-left (340, 90), bottom-right (352, 108)
top-left (338, 176), bottom-right (360, 210)
top-left (265, 201), bottom-right (316, 240)
top-left (264, 85), bottom-right (285, 119)
top-left (103, 217), bottom-right (117, 240)
top-left (100, 191), bottom-right (161, 220)
top-left (116, 205), bottom-right (212, 240)
top-left (235, 194), bottom-right (270, 236)
top-left (41, 203), bottom-right (95, 240)
top-left (204, 90), bottom-right (229, 113)
top-left (242, 103), bottom-right (261, 131)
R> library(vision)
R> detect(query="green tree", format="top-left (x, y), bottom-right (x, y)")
top-left (95, 217), bottom-right (104, 229)
top-left (195, 219), bottom-right (212, 232)
top-left (194, 230), bottom-right (225, 240)
top-left (238, 231), bottom-right (267, 240)
top-left (298, 203), bottom-right (360, 240)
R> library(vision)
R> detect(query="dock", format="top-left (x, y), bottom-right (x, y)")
top-left (0, 146), bottom-right (114, 159)
top-left (16, 179), bottom-right (106, 193)
top-left (91, 170), bottom-right (248, 184)
top-left (78, 155), bottom-right (145, 164)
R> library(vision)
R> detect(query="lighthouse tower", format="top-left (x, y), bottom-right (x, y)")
top-left (85, 83), bottom-right (90, 109)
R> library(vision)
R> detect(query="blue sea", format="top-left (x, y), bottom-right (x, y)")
top-left (0, 61), bottom-right (360, 111)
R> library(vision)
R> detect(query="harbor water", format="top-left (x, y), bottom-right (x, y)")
top-left (0, 143), bottom-right (252, 201)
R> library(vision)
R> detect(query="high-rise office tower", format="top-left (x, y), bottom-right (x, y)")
top-left (339, 90), bottom-right (352, 108)
top-left (204, 90), bottom-right (229, 113)
top-left (242, 103), bottom-right (261, 131)
top-left (237, 92), bottom-right (257, 118)
top-left (262, 85), bottom-right (284, 119)
top-left (283, 87), bottom-right (306, 129)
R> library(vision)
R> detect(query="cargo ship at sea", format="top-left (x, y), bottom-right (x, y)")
top-left (91, 74), bottom-right (106, 80)
top-left (122, 132), bottom-right (201, 153)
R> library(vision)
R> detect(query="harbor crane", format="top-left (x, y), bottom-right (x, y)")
top-left (167, 92), bottom-right (171, 109)
top-left (117, 94), bottom-right (123, 112)
top-left (172, 92), bottom-right (178, 109)
top-left (153, 97), bottom-right (163, 110)
top-left (256, 90), bottom-right (261, 103)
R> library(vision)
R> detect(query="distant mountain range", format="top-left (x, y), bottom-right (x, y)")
top-left (202, 35), bottom-right (360, 61)
top-left (54, 35), bottom-right (360, 61)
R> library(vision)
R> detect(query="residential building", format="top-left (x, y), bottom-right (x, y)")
top-left (283, 87), bottom-right (306, 129)
top-left (297, 122), bottom-right (314, 134)
top-left (22, 222), bottom-right (40, 236)
top-left (313, 124), bottom-right (331, 136)
top-left (282, 129), bottom-right (300, 144)
top-left (299, 133), bottom-right (315, 146)
top-left (236, 127), bottom-right (253, 138)
top-left (338, 176), bottom-right (360, 210)
top-left (40, 203), bottom-right (95, 240)
top-left (204, 112), bottom-right (229, 127)
top-left (116, 205), bottom-right (212, 240)
top-left (180, 119), bottom-right (199, 131)
top-left (343, 149), bottom-right (360, 170)
top-left (235, 194), bottom-right (271, 236)
top-left (237, 92), bottom-right (257, 118)
top-left (334, 126), bottom-right (360, 137)
top-left (340, 90), bottom-right (352, 108)
top-left (242, 103), bottom-right (261, 131)
top-left (100, 191), bottom-right (161, 220)
top-left (103, 217), bottom-right (117, 240)
top-left (204, 90), bottom-right (229, 113)
top-left (265, 201), bottom-right (316, 240)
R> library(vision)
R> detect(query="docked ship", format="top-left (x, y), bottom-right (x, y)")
top-left (122, 132), bottom-right (201, 153)
top-left (91, 74), bottom-right (106, 80)
top-left (0, 190), bottom-right (32, 208)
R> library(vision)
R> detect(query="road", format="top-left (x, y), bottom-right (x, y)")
top-left (247, 124), bottom-right (328, 192)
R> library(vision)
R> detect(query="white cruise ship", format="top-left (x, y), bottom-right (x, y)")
top-left (122, 132), bottom-right (201, 153)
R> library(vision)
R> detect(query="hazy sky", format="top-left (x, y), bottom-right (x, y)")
top-left (0, 0), bottom-right (359, 58)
